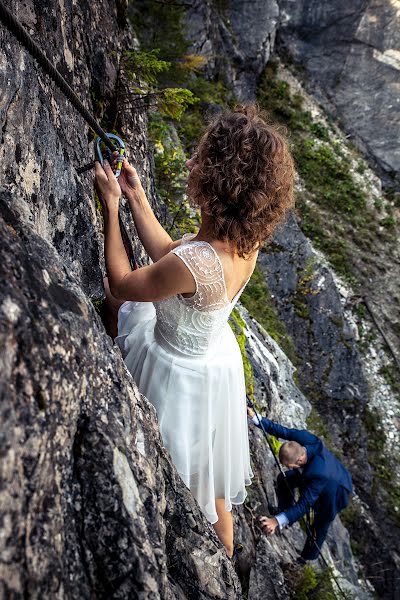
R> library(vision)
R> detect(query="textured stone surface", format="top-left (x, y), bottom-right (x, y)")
top-left (233, 305), bottom-right (372, 600)
top-left (185, 0), bottom-right (279, 100)
top-left (0, 1), bottom-right (241, 597)
top-left (262, 213), bottom-right (369, 469)
top-left (0, 0), bottom-right (397, 598)
top-left (278, 0), bottom-right (400, 179)
top-left (0, 196), bottom-right (242, 599)
top-left (0, 0), bottom-right (155, 298)
top-left (261, 213), bottom-right (400, 597)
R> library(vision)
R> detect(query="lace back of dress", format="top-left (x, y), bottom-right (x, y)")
top-left (172, 241), bottom-right (229, 312)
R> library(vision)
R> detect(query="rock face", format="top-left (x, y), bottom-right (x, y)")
top-left (187, 0), bottom-right (400, 180)
top-left (0, 1), bottom-right (397, 599)
top-left (260, 213), bottom-right (400, 596)
top-left (0, 203), bottom-right (242, 599)
top-left (262, 213), bottom-right (370, 472)
top-left (233, 306), bottom-right (372, 600)
top-left (186, 0), bottom-right (279, 100)
top-left (182, 2), bottom-right (399, 597)
top-left (0, 0), bottom-right (156, 298)
top-left (277, 0), bottom-right (400, 180)
top-left (0, 1), bottom-right (241, 597)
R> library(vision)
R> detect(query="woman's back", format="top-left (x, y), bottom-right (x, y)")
top-left (115, 231), bottom-right (255, 525)
top-left (153, 233), bottom-right (256, 357)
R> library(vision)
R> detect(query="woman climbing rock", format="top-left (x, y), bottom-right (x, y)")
top-left (94, 103), bottom-right (295, 557)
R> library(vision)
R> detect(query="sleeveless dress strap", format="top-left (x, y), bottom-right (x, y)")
top-left (171, 239), bottom-right (229, 311)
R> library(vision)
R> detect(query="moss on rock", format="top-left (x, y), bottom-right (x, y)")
top-left (256, 60), bottom-right (396, 283)
top-left (229, 308), bottom-right (255, 402)
top-left (241, 264), bottom-right (299, 366)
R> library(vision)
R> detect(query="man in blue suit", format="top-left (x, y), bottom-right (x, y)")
top-left (247, 408), bottom-right (353, 561)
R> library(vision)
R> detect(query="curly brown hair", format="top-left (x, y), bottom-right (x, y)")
top-left (187, 103), bottom-right (295, 258)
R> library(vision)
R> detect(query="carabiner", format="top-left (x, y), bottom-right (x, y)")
top-left (95, 133), bottom-right (126, 177)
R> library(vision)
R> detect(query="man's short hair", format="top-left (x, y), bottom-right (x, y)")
top-left (279, 441), bottom-right (305, 465)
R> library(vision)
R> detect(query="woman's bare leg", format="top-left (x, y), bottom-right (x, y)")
top-left (213, 499), bottom-right (234, 558)
top-left (103, 276), bottom-right (124, 339)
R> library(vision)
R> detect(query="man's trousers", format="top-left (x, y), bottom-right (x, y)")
top-left (276, 470), bottom-right (332, 561)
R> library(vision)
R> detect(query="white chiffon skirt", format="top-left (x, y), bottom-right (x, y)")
top-left (115, 301), bottom-right (254, 524)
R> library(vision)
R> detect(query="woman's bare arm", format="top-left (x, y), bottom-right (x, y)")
top-left (95, 159), bottom-right (193, 302)
top-left (127, 186), bottom-right (180, 261)
top-left (111, 251), bottom-right (196, 302)
top-left (113, 154), bottom-right (180, 261)
top-left (103, 206), bottom-right (192, 302)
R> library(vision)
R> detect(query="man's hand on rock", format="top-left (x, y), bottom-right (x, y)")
top-left (260, 516), bottom-right (278, 535)
top-left (247, 407), bottom-right (255, 419)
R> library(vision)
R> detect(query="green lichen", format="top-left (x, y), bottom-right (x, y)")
top-left (268, 434), bottom-right (281, 457)
top-left (93, 190), bottom-right (104, 225)
top-left (289, 258), bottom-right (319, 320)
top-left (340, 498), bottom-right (361, 530)
top-left (229, 309), bottom-right (282, 456)
top-left (293, 140), bottom-right (366, 215)
top-left (306, 408), bottom-right (331, 443)
top-left (91, 297), bottom-right (105, 316)
top-left (362, 405), bottom-right (400, 526)
top-left (148, 111), bottom-right (200, 238)
top-left (378, 364), bottom-right (400, 398)
top-left (379, 215), bottom-right (397, 229)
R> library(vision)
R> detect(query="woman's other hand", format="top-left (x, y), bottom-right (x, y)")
top-left (111, 151), bottom-right (144, 202)
top-left (95, 160), bottom-right (121, 213)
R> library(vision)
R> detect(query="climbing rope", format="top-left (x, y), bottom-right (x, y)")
top-left (246, 396), bottom-right (349, 600)
top-left (0, 1), bottom-right (138, 270)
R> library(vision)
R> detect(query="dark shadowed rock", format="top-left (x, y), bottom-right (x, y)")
top-left (0, 0), bottom-right (242, 597)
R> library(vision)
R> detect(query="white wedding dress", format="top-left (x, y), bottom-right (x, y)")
top-left (115, 233), bottom-right (254, 524)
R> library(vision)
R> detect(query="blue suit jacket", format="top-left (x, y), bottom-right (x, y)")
top-left (257, 418), bottom-right (353, 524)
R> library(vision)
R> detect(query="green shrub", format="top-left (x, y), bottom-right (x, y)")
top-left (292, 565), bottom-right (352, 600)
top-left (148, 112), bottom-right (200, 237)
